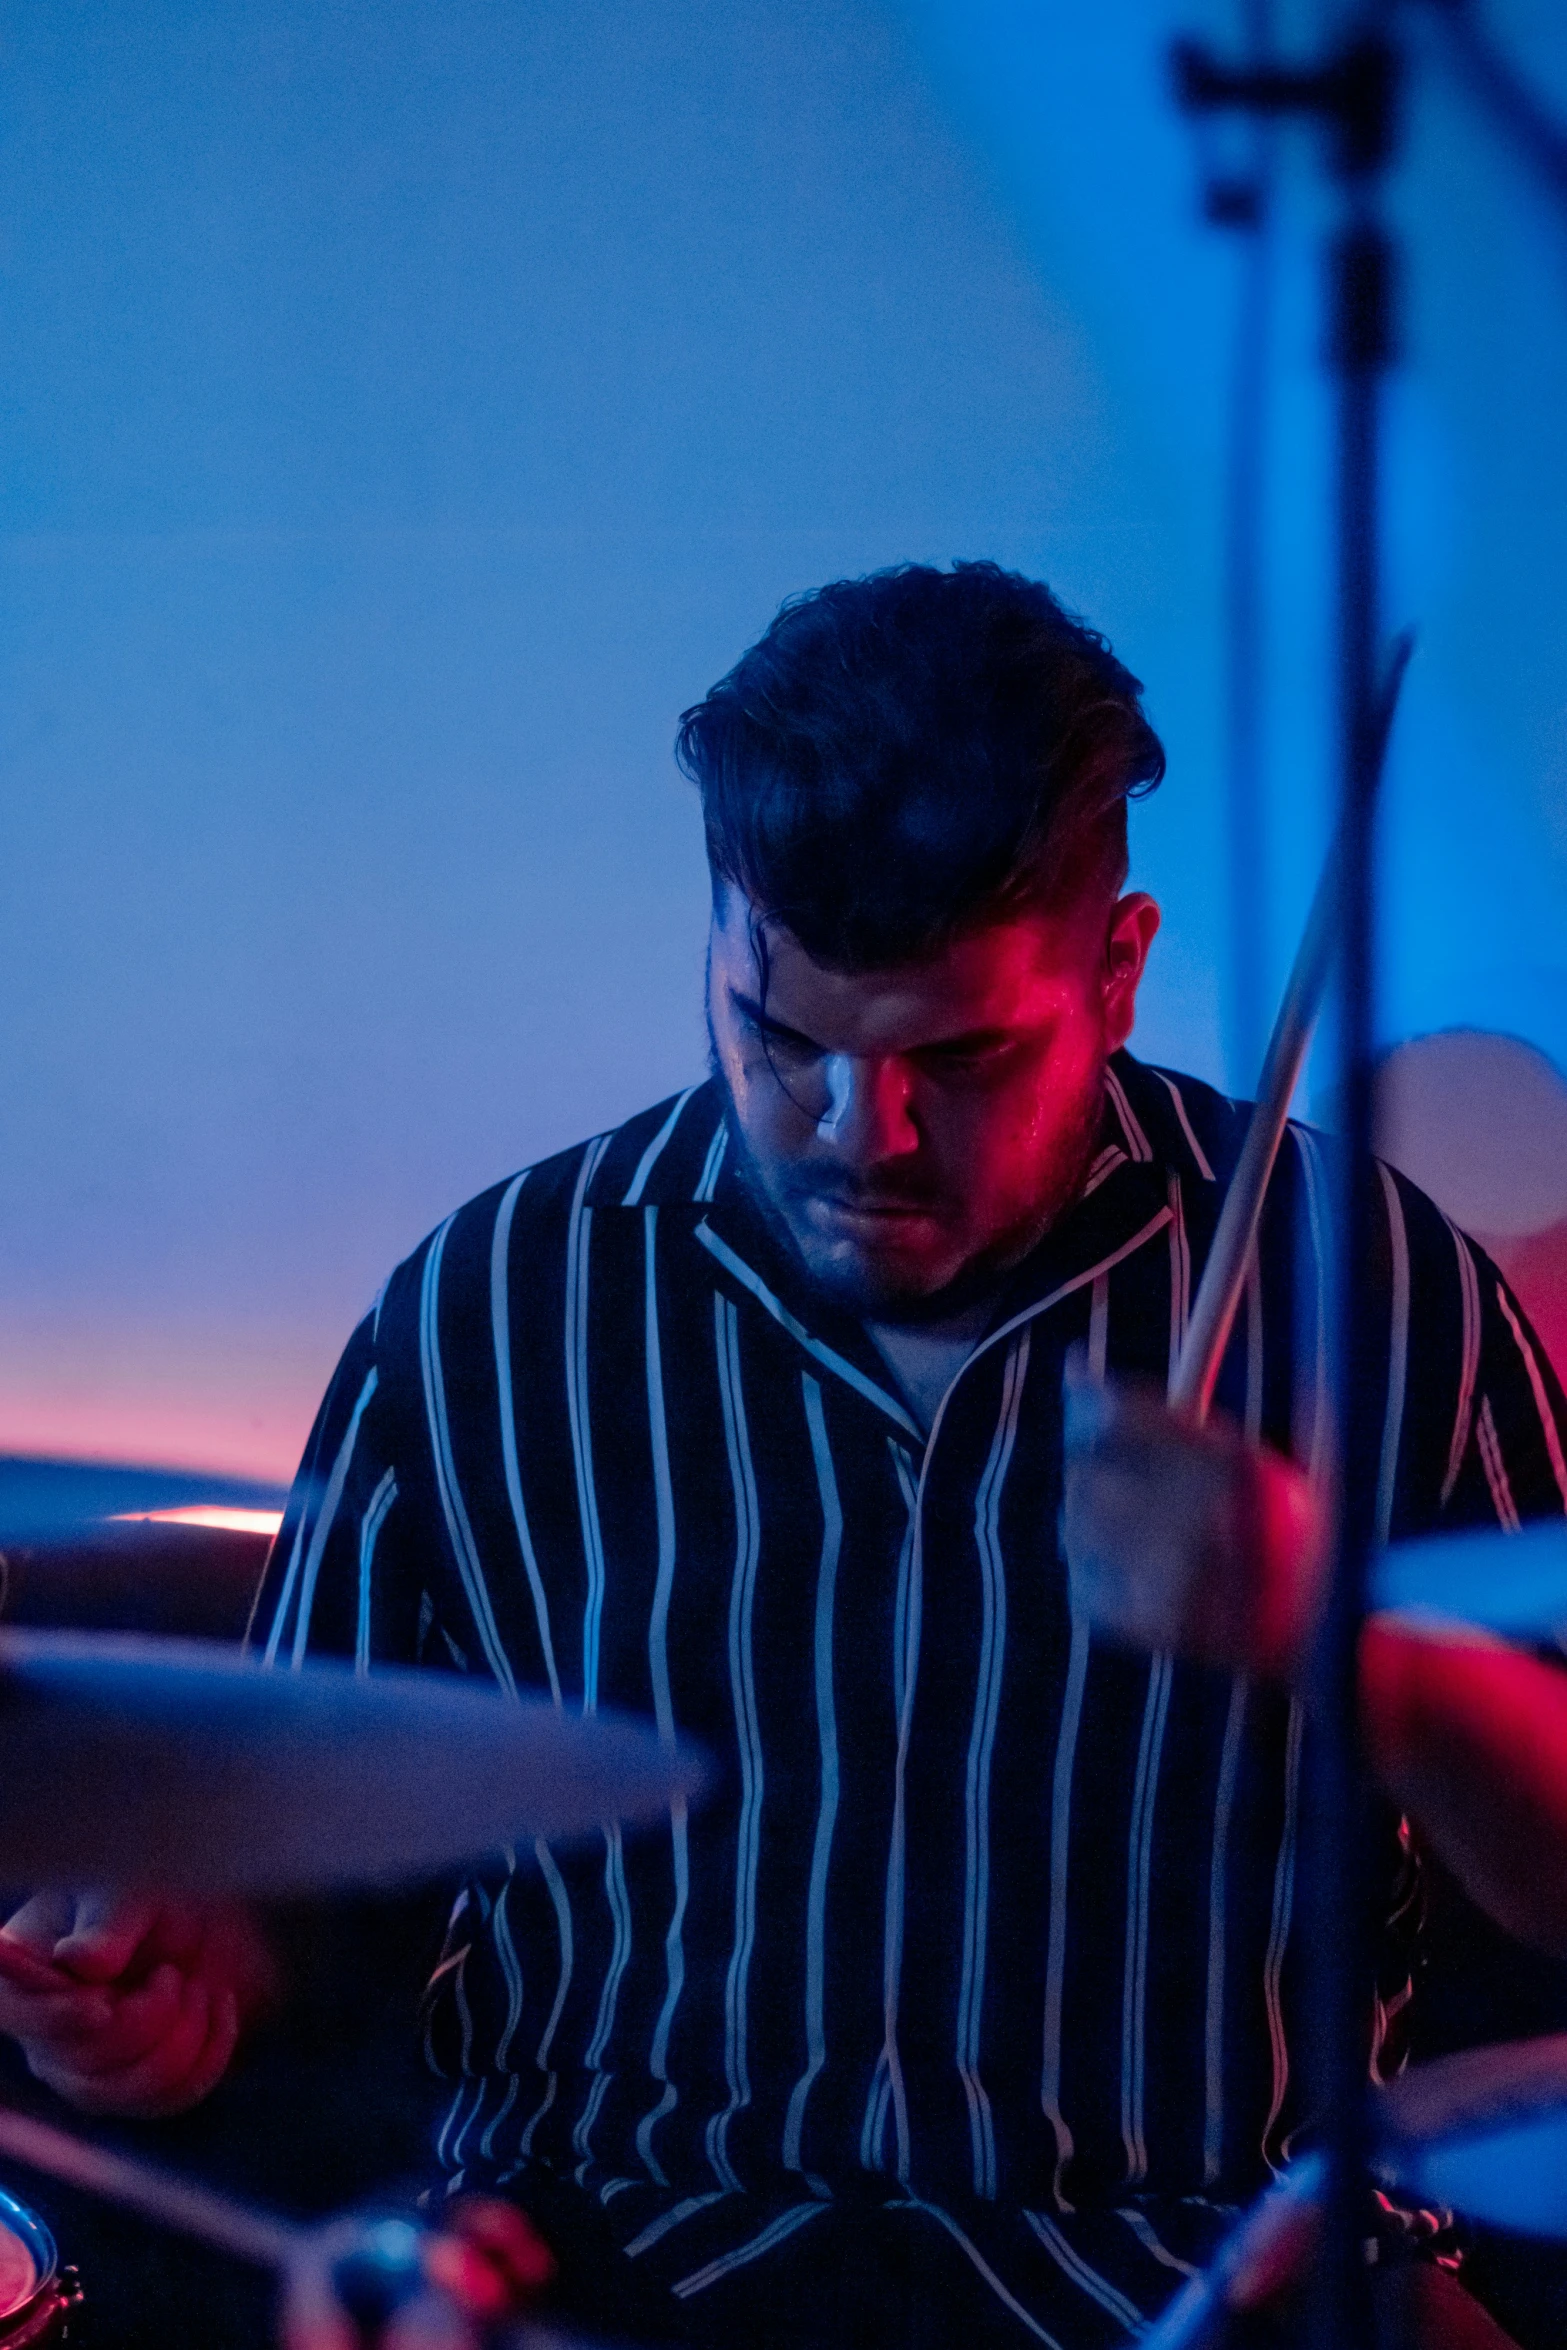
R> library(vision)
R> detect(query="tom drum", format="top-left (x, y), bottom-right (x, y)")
top-left (0, 2188), bottom-right (79, 2345)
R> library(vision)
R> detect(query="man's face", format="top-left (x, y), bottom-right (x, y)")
top-left (706, 879), bottom-right (1160, 1321)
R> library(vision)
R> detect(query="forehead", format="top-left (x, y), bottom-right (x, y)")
top-left (710, 883), bottom-right (1099, 1054)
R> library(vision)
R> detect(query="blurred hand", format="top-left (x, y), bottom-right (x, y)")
top-left (1061, 1349), bottom-right (1326, 1682)
top-left (0, 1891), bottom-right (275, 2117)
top-left (1063, 1352), bottom-right (1567, 1955)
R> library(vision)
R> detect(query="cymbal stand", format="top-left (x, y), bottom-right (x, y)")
top-left (1172, 16), bottom-right (1399, 2347)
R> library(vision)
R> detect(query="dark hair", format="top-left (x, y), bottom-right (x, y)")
top-left (675, 561), bottom-right (1165, 971)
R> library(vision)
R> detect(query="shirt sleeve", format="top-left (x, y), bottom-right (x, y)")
top-left (1437, 1235), bottom-right (1567, 1539)
top-left (1359, 1179), bottom-right (1567, 2075)
top-left (244, 1304), bottom-right (423, 1671)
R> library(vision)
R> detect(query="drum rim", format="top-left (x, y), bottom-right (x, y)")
top-left (0, 2186), bottom-right (59, 2327)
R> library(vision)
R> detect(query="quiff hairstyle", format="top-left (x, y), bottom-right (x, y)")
top-left (676, 561), bottom-right (1165, 971)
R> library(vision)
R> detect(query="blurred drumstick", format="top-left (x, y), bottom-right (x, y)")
top-left (1169, 629), bottom-right (1415, 1425)
top-left (1138, 2154), bottom-right (1325, 2348)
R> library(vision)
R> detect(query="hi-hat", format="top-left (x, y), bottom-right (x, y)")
top-left (0, 1630), bottom-right (703, 1893)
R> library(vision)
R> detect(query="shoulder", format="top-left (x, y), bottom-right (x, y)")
top-left (368, 1081), bottom-right (728, 1329)
top-left (1116, 1050), bottom-right (1475, 1309)
top-left (1118, 1052), bottom-right (1463, 1238)
top-left (1111, 1051), bottom-right (1245, 1186)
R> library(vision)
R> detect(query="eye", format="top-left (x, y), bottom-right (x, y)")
top-left (737, 1004), bottom-right (821, 1062)
top-left (917, 1038), bottom-right (1013, 1078)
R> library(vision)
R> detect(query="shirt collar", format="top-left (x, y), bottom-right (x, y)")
top-left (685, 1051), bottom-right (1181, 1429)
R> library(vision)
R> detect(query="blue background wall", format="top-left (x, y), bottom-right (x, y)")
top-left (2, 0), bottom-right (1563, 1478)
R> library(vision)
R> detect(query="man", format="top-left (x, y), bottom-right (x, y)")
top-left (5, 563), bottom-right (1567, 2345)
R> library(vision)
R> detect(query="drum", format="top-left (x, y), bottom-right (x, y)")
top-left (0, 2188), bottom-right (79, 2345)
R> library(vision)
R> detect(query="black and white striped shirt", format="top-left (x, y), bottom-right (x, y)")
top-left (253, 1051), bottom-right (1567, 2343)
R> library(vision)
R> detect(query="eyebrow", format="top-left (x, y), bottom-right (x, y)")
top-left (729, 989), bottom-right (823, 1052)
top-left (729, 988), bottom-right (1016, 1058)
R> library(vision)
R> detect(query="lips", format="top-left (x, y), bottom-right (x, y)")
top-left (804, 1195), bottom-right (940, 1231)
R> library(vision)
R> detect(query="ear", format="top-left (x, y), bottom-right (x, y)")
top-left (1103, 892), bottom-right (1161, 1053)
top-left (710, 875), bottom-right (746, 939)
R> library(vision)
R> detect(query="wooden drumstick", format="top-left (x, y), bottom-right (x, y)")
top-left (1169, 631), bottom-right (1414, 1425)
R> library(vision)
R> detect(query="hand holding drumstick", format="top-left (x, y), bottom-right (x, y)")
top-left (0, 1892), bottom-right (274, 2117)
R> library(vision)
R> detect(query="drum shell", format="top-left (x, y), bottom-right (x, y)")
top-left (0, 2188), bottom-right (79, 2344)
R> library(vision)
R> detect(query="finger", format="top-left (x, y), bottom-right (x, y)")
top-left (1, 1892), bottom-right (76, 1957)
top-left (51, 1893), bottom-right (163, 1984)
top-left (101, 1974), bottom-right (211, 2099)
top-left (0, 1983), bottom-right (115, 2044)
top-left (40, 1979), bottom-right (214, 2118)
top-left (60, 1981), bottom-right (242, 2119)
top-left (168, 1985), bottom-right (242, 2114)
top-left (0, 1934), bottom-right (74, 1998)
top-left (52, 1962), bottom-right (187, 2078)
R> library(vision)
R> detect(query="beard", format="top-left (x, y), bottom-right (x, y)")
top-left (709, 1046), bottom-right (1105, 1327)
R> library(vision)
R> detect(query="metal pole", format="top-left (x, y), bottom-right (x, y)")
top-left (1305, 35), bottom-right (1399, 2339)
top-left (1301, 216), bottom-right (1392, 2350)
top-left (1172, 23), bottom-right (1400, 2343)
top-left (1224, 2), bottom-right (1276, 1095)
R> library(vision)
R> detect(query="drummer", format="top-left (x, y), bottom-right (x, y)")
top-left (5, 561), bottom-right (1566, 2346)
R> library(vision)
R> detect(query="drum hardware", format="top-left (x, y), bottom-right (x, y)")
top-left (0, 1605), bottom-right (698, 2341)
top-left (0, 2106), bottom-right (561, 2349)
top-left (11, 2023), bottom-right (1567, 2350)
top-left (1141, 2034), bottom-right (1567, 2346)
top-left (1172, 5), bottom-right (1567, 2331)
top-left (1168, 19), bottom-right (1567, 2293)
top-left (6, 1405), bottom-right (1562, 2340)
top-left (0, 2186), bottom-right (80, 2347)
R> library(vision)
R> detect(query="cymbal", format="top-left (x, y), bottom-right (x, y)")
top-left (1375, 2034), bottom-right (1567, 2237)
top-left (0, 1630), bottom-right (704, 1893)
top-left (0, 1456), bottom-right (287, 1545)
top-left (1145, 2036), bottom-right (1567, 2342)
top-left (1373, 1517), bottom-right (1567, 1636)
top-left (13, 1456), bottom-right (1567, 1635)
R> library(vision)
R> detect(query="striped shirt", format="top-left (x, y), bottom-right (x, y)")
top-left (252, 1050), bottom-right (1567, 2342)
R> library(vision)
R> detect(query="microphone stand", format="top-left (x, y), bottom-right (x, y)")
top-left (1171, 20), bottom-right (1399, 2347)
top-left (1172, 5), bottom-right (1567, 2334)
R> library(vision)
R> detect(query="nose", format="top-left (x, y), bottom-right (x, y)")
top-left (815, 1055), bottom-right (919, 1162)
